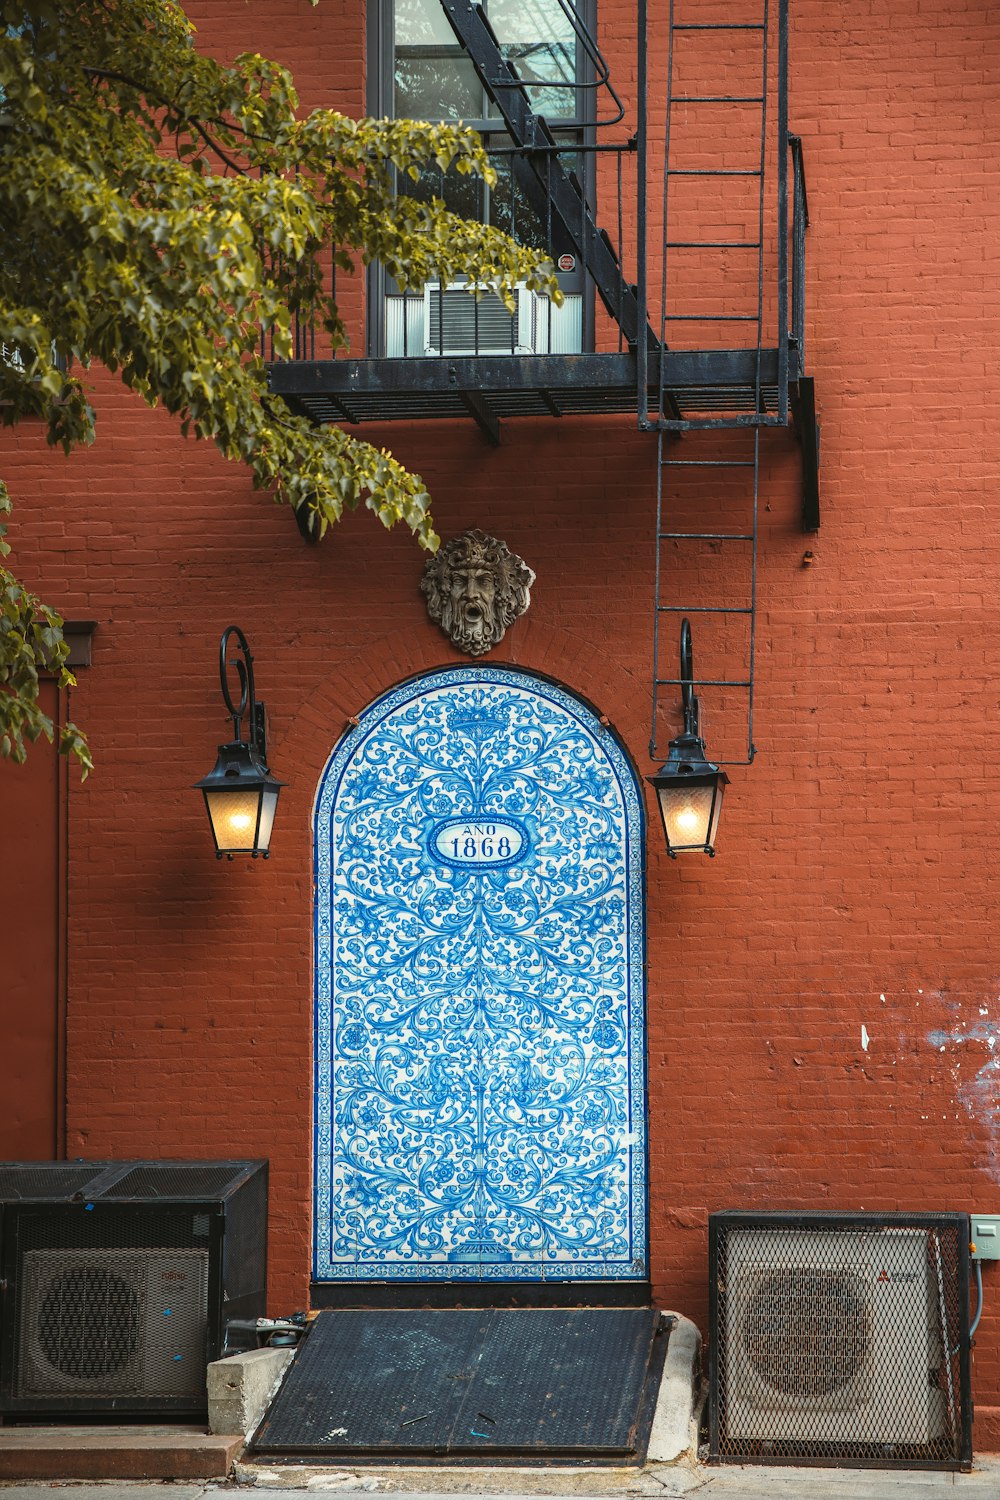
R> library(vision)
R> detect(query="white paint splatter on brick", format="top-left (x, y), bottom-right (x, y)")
top-left (928, 1020), bottom-right (1000, 1180)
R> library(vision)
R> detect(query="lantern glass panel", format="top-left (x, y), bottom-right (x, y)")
top-left (205, 787), bottom-right (262, 853)
top-left (256, 786), bottom-right (280, 854)
top-left (707, 780), bottom-right (725, 850)
top-left (659, 781), bottom-right (717, 852)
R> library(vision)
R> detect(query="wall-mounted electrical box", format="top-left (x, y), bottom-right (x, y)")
top-left (971, 1215), bottom-right (1000, 1260)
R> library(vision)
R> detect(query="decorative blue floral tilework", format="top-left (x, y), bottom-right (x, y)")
top-left (313, 667), bottom-right (647, 1283)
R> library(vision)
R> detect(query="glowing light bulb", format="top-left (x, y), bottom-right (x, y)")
top-left (230, 812), bottom-right (252, 832)
top-left (676, 806), bottom-right (700, 833)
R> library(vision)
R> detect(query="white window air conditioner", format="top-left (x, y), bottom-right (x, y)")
top-left (423, 282), bottom-right (539, 356)
top-left (720, 1226), bottom-right (952, 1449)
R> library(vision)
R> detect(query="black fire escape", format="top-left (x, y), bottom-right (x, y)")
top-left (268, 0), bottom-right (818, 765)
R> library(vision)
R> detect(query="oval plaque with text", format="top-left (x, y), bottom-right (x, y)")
top-left (429, 817), bottom-right (528, 870)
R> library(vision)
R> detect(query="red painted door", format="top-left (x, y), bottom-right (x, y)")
top-left (0, 681), bottom-right (63, 1158)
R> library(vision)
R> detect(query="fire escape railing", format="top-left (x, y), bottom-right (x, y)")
top-left (261, 0), bottom-right (817, 782)
top-left (266, 0), bottom-right (811, 459)
top-left (790, 133), bottom-right (809, 377)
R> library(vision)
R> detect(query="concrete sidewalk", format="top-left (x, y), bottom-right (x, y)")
top-left (2, 1461), bottom-right (1000, 1500)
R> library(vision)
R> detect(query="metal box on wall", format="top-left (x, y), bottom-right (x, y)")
top-left (0, 1160), bottom-right (267, 1418)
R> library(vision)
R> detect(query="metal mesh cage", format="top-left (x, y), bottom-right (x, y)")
top-left (14, 1205), bottom-right (211, 1254)
top-left (223, 1159), bottom-right (268, 1307)
top-left (0, 1162), bottom-right (267, 1416)
top-left (709, 1212), bottom-right (972, 1469)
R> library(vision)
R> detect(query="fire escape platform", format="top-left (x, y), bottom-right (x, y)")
top-left (268, 349), bottom-right (796, 434)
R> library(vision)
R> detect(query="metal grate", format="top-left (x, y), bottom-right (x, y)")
top-left (709, 1212), bottom-right (972, 1469)
top-left (100, 1164), bottom-right (245, 1199)
top-left (254, 1308), bottom-right (663, 1461)
top-left (0, 1166), bottom-right (104, 1201)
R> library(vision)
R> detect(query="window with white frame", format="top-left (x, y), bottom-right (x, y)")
top-left (373, 0), bottom-right (592, 357)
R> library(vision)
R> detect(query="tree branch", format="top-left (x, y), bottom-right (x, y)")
top-left (81, 65), bottom-right (249, 175)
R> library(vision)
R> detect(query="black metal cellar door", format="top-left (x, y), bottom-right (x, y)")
top-left (252, 1308), bottom-right (666, 1461)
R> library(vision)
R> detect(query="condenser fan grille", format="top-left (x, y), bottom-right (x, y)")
top-left (709, 1212), bottom-right (972, 1469)
top-left (37, 1266), bottom-right (141, 1381)
top-left (17, 1248), bottom-right (209, 1400)
top-left (744, 1268), bottom-right (869, 1397)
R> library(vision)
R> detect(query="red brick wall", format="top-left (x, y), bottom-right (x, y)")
top-left (6, 0), bottom-right (1000, 1444)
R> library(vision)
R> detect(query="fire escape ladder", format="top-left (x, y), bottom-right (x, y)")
top-left (651, 0), bottom-right (779, 431)
top-left (440, 0), bottom-right (658, 354)
top-left (650, 428), bottom-right (759, 767)
top-left (648, 0), bottom-right (783, 766)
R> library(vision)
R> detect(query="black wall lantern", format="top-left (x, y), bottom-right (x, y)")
top-left (647, 619), bottom-right (729, 857)
top-left (194, 626), bottom-right (284, 859)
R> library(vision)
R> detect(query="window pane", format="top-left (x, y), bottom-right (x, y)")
top-left (394, 0), bottom-right (459, 46)
top-left (394, 54), bottom-right (482, 120)
top-left (489, 0), bottom-right (575, 48)
top-left (487, 133), bottom-right (579, 246)
top-left (402, 162), bottom-right (484, 225)
top-left (489, 0), bottom-right (578, 118)
top-left (394, 0), bottom-right (483, 119)
top-left (488, 154), bottom-right (546, 245)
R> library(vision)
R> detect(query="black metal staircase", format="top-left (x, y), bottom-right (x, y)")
top-left (438, 0), bottom-right (656, 354)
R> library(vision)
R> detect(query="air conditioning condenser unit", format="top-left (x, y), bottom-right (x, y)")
top-left (709, 1211), bottom-right (972, 1468)
top-left (0, 1159), bottom-right (267, 1417)
top-left (18, 1247), bottom-right (208, 1402)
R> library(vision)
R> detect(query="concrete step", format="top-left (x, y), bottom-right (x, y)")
top-left (0, 1424), bottom-right (243, 1480)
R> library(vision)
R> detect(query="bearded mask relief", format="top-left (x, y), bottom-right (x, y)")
top-left (420, 529), bottom-right (535, 657)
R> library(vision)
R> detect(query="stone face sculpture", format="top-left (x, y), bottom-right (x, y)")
top-left (420, 529), bottom-right (535, 657)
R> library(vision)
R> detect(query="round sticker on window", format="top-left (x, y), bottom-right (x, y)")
top-left (557, 254), bottom-right (576, 272)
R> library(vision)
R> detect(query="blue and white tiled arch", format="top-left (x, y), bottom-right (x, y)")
top-left (313, 666), bottom-right (647, 1283)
